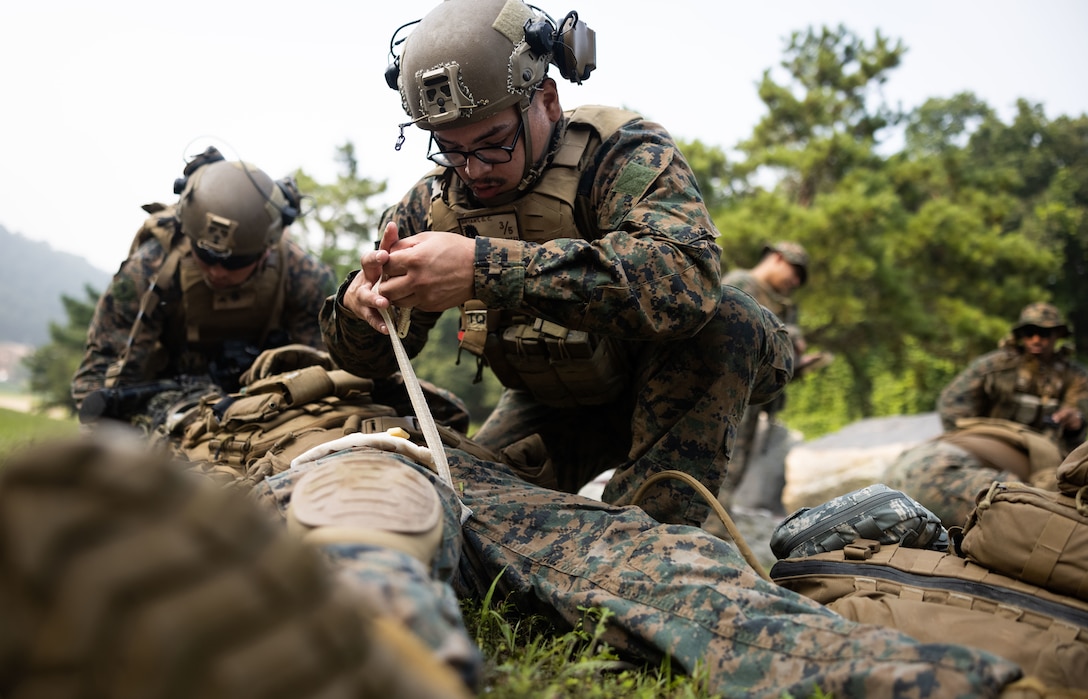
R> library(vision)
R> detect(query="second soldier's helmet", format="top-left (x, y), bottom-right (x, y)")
top-left (391, 0), bottom-right (595, 131)
top-left (1013, 302), bottom-right (1070, 338)
top-left (175, 151), bottom-right (300, 259)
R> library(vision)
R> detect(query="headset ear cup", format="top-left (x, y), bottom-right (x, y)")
top-left (522, 18), bottom-right (555, 58)
top-left (274, 178), bottom-right (301, 227)
top-left (385, 60), bottom-right (400, 90)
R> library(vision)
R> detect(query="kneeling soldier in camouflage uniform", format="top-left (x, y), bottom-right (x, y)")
top-left (73, 148), bottom-right (337, 424)
top-left (321, 0), bottom-right (793, 527)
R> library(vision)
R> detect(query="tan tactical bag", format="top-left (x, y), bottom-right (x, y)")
top-left (956, 440), bottom-right (1088, 602)
top-left (770, 542), bottom-right (1088, 689)
top-left (178, 365), bottom-right (397, 487)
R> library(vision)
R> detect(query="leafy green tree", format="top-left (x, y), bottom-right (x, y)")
top-left (22, 285), bottom-right (101, 415)
top-left (293, 142), bottom-right (388, 280)
top-left (699, 26), bottom-right (1061, 437)
top-left (954, 102), bottom-right (1088, 354)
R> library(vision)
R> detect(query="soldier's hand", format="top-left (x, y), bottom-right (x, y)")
top-left (342, 222), bottom-right (400, 334)
top-left (1051, 406), bottom-right (1085, 432)
top-left (380, 230), bottom-right (475, 313)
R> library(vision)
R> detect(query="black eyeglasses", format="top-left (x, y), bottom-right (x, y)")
top-left (192, 242), bottom-right (264, 270)
top-left (427, 120), bottom-right (524, 168)
top-left (1015, 325), bottom-right (1057, 339)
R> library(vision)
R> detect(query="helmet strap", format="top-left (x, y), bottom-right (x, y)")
top-left (514, 98), bottom-right (538, 191)
top-left (513, 92), bottom-right (562, 195)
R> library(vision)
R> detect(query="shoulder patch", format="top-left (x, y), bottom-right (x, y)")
top-left (614, 162), bottom-right (659, 197)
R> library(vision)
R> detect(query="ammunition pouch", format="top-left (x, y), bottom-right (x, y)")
top-left (459, 301), bottom-right (627, 408)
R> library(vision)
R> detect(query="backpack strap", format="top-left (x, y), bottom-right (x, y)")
top-left (104, 237), bottom-right (190, 388)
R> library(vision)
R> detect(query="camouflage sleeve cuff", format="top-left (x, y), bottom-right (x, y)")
top-left (473, 237), bottom-right (528, 308)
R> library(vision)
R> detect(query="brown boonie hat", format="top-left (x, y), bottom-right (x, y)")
top-left (763, 241), bottom-right (809, 285)
top-left (1013, 302), bottom-right (1069, 338)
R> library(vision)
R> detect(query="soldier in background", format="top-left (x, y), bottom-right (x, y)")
top-left (321, 0), bottom-right (794, 526)
top-left (937, 302), bottom-right (1088, 456)
top-left (884, 302), bottom-right (1088, 528)
top-left (72, 148), bottom-right (337, 424)
top-left (718, 241), bottom-right (830, 515)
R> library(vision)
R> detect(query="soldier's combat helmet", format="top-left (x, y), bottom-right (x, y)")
top-left (763, 241), bottom-right (810, 286)
top-left (1013, 302), bottom-right (1070, 339)
top-left (390, 0), bottom-right (596, 131)
top-left (175, 152), bottom-right (300, 260)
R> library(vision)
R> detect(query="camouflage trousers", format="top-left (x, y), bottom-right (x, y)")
top-left (254, 447), bottom-right (1021, 698)
top-left (882, 440), bottom-right (1023, 530)
top-left (472, 285), bottom-right (795, 527)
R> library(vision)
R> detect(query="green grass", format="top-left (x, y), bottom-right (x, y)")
top-left (0, 407), bottom-right (79, 459)
top-left (463, 577), bottom-right (721, 699)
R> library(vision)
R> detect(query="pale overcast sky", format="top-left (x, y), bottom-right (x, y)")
top-left (2, 0), bottom-right (1086, 272)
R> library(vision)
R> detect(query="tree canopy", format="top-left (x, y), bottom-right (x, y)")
top-left (696, 25), bottom-right (1086, 436)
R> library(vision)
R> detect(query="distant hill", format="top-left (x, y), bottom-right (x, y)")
top-left (0, 225), bottom-right (112, 346)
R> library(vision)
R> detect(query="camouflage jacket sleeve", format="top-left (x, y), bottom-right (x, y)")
top-left (71, 240), bottom-right (171, 404)
top-left (280, 238), bottom-right (338, 350)
top-left (1059, 356), bottom-right (1088, 431)
top-left (322, 117), bottom-right (722, 377)
top-left (473, 118), bottom-right (722, 337)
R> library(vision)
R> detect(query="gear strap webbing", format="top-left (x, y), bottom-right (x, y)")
top-left (374, 281), bottom-right (471, 523)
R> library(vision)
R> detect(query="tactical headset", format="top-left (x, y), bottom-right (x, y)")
top-left (173, 146), bottom-right (301, 228)
top-left (384, 3), bottom-right (596, 91)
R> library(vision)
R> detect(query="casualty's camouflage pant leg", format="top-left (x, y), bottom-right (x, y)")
top-left (473, 285), bottom-right (794, 526)
top-left (251, 462), bottom-right (482, 686)
top-left (882, 440), bottom-right (1021, 530)
top-left (445, 452), bottom-right (1020, 699)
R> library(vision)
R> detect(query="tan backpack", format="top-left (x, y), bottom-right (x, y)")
top-left (955, 439), bottom-right (1088, 602)
top-left (173, 353), bottom-right (499, 489)
top-left (770, 542), bottom-right (1088, 689)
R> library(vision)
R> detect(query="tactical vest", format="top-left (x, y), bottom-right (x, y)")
top-left (175, 244), bottom-right (287, 350)
top-left (982, 351), bottom-right (1071, 430)
top-left (105, 204), bottom-right (288, 389)
top-left (434, 106), bottom-right (639, 407)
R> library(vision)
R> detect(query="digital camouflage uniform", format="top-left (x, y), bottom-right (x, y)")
top-left (322, 110), bottom-right (794, 527)
top-left (73, 207), bottom-right (336, 405)
top-left (937, 345), bottom-right (1088, 456)
top-left (249, 443), bottom-right (1023, 698)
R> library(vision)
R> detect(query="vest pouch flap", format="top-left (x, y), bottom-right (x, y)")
top-left (219, 393), bottom-right (284, 429)
top-left (244, 365), bottom-right (335, 408)
top-left (501, 324), bottom-right (571, 404)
